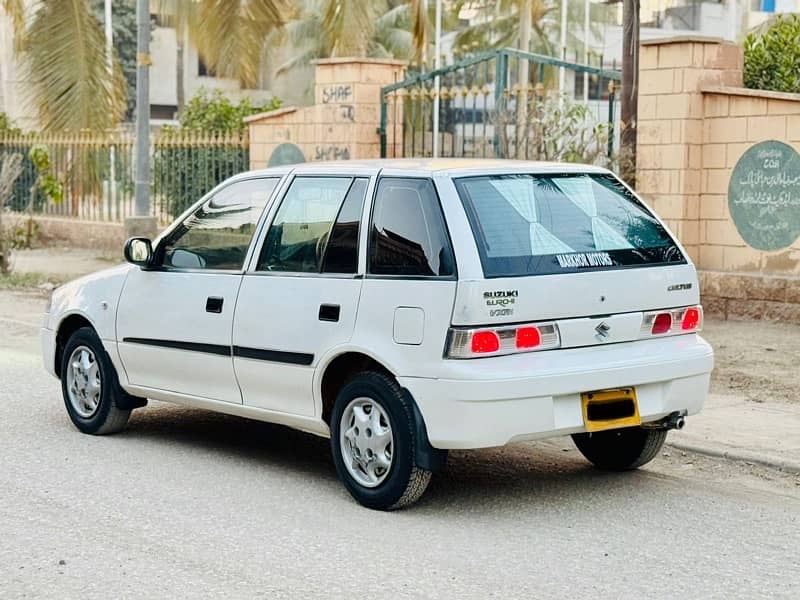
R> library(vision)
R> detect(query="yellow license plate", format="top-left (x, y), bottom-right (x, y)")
top-left (581, 387), bottom-right (641, 432)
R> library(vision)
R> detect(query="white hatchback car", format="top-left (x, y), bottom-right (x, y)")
top-left (42, 159), bottom-right (713, 509)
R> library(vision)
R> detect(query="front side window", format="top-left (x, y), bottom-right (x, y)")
top-left (257, 177), bottom-right (360, 273)
top-left (454, 173), bottom-right (684, 278)
top-left (160, 177), bottom-right (278, 271)
top-left (368, 178), bottom-right (455, 277)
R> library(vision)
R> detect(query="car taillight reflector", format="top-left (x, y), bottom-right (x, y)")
top-left (471, 331), bottom-right (500, 354)
top-left (640, 305), bottom-right (703, 339)
top-left (515, 326), bottom-right (541, 349)
top-left (651, 313), bottom-right (672, 335)
top-left (446, 322), bottom-right (560, 359)
top-left (682, 307), bottom-right (701, 330)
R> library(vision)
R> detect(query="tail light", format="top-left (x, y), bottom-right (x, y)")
top-left (681, 307), bottom-right (701, 330)
top-left (651, 313), bottom-right (672, 334)
top-left (640, 305), bottom-right (703, 338)
top-left (446, 322), bottom-right (560, 359)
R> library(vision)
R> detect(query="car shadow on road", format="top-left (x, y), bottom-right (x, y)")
top-left (120, 403), bottom-right (657, 512)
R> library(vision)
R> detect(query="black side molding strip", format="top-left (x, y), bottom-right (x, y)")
top-left (233, 346), bottom-right (314, 366)
top-left (121, 337), bottom-right (314, 366)
top-left (122, 337), bottom-right (231, 356)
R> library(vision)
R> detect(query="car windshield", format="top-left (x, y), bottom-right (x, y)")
top-left (454, 173), bottom-right (684, 278)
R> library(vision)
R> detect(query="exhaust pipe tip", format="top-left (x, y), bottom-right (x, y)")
top-left (665, 413), bottom-right (686, 430)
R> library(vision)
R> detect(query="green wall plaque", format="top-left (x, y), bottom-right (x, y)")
top-left (728, 140), bottom-right (800, 251)
top-left (267, 143), bottom-right (306, 167)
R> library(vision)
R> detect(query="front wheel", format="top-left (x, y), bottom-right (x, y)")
top-left (61, 327), bottom-right (132, 435)
top-left (330, 372), bottom-right (431, 510)
top-left (572, 427), bottom-right (668, 471)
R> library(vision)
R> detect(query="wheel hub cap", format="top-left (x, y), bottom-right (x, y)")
top-left (66, 346), bottom-right (101, 419)
top-left (339, 397), bottom-right (394, 488)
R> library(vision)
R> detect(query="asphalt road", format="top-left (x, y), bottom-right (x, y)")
top-left (1, 302), bottom-right (799, 599)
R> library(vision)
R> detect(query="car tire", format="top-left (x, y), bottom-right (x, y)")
top-left (571, 427), bottom-right (668, 471)
top-left (61, 326), bottom-right (132, 435)
top-left (330, 371), bottom-right (432, 510)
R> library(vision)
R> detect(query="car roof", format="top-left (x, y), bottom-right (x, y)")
top-left (231, 158), bottom-right (612, 181)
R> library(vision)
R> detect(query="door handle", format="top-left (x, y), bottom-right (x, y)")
top-left (319, 304), bottom-right (340, 322)
top-left (206, 296), bottom-right (224, 313)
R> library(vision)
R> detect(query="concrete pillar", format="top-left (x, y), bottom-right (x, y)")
top-left (247, 58), bottom-right (406, 169)
top-left (635, 36), bottom-right (743, 263)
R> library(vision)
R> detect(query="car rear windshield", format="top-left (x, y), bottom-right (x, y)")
top-left (454, 173), bottom-right (685, 278)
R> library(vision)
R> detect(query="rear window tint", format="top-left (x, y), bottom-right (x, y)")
top-left (454, 173), bottom-right (685, 278)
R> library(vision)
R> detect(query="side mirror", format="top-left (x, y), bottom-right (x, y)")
top-left (124, 237), bottom-right (153, 267)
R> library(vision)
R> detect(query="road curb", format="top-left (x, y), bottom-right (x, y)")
top-left (667, 440), bottom-right (800, 474)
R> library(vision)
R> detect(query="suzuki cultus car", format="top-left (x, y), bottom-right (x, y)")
top-left (42, 160), bottom-right (714, 509)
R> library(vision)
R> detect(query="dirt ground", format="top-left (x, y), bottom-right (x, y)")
top-left (703, 318), bottom-right (799, 405)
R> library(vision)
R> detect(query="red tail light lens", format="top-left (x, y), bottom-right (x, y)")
top-left (651, 313), bottom-right (672, 335)
top-left (515, 326), bottom-right (541, 348)
top-left (446, 322), bottom-right (560, 358)
top-left (682, 307), bottom-right (701, 330)
top-left (640, 305), bottom-right (702, 338)
top-left (471, 331), bottom-right (500, 354)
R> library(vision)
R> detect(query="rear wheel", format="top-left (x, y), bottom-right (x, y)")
top-left (61, 327), bottom-right (132, 435)
top-left (330, 372), bottom-right (431, 510)
top-left (572, 427), bottom-right (667, 471)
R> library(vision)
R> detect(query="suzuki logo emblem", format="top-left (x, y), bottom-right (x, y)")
top-left (595, 321), bottom-right (611, 341)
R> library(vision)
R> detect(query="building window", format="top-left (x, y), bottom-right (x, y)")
top-left (150, 105), bottom-right (178, 120)
top-left (198, 57), bottom-right (216, 77)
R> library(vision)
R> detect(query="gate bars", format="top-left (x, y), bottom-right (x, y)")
top-left (379, 48), bottom-right (622, 162)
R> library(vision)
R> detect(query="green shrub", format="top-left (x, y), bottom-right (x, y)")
top-left (179, 89), bottom-right (282, 134)
top-left (744, 15), bottom-right (800, 94)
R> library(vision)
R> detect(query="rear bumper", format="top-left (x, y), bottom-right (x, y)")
top-left (399, 334), bottom-right (714, 450)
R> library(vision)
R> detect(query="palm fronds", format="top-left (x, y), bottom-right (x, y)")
top-left (1, 0), bottom-right (25, 50)
top-left (21, 0), bottom-right (126, 130)
top-left (321, 0), bottom-right (381, 57)
top-left (191, 0), bottom-right (295, 87)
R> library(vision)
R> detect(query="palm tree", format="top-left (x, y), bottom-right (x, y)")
top-left (2, 0), bottom-right (126, 131)
top-left (1, 0), bottom-right (294, 130)
top-left (453, 0), bottom-right (607, 60)
top-left (273, 0), bottom-right (463, 78)
top-left (156, 0), bottom-right (295, 89)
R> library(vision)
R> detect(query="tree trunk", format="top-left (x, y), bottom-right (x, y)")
top-left (0, 201), bottom-right (6, 274)
top-left (176, 34), bottom-right (185, 116)
top-left (516, 0), bottom-right (532, 159)
top-left (621, 0), bottom-right (639, 186)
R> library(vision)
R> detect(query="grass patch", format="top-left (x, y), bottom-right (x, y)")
top-left (0, 271), bottom-right (72, 292)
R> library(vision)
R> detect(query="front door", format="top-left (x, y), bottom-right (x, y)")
top-left (232, 175), bottom-right (370, 416)
top-left (116, 177), bottom-right (280, 403)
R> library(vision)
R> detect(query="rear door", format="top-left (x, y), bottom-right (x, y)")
top-left (449, 171), bottom-right (699, 346)
top-left (232, 174), bottom-right (370, 416)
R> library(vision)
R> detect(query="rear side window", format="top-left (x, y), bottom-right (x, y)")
top-left (454, 173), bottom-right (684, 278)
top-left (368, 178), bottom-right (455, 277)
top-left (321, 178), bottom-right (368, 274)
top-left (258, 176), bottom-right (353, 273)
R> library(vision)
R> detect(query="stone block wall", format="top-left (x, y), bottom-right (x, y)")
top-left (637, 37), bottom-right (800, 323)
top-left (637, 37), bottom-right (744, 264)
top-left (247, 58), bottom-right (405, 168)
top-left (698, 88), bottom-right (800, 275)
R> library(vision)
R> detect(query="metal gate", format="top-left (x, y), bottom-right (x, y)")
top-left (379, 48), bottom-right (621, 163)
